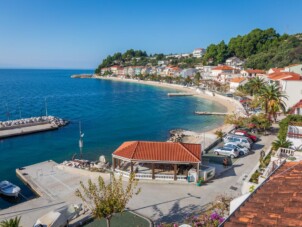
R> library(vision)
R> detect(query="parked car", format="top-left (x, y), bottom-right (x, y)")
top-left (214, 147), bottom-right (239, 159)
top-left (224, 142), bottom-right (250, 156)
top-left (223, 135), bottom-right (253, 149)
top-left (234, 130), bottom-right (258, 142)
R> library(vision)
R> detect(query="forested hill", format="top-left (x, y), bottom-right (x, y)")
top-left (203, 28), bottom-right (302, 69)
top-left (95, 28), bottom-right (302, 73)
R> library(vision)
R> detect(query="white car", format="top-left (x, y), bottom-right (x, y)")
top-left (223, 135), bottom-right (253, 149)
top-left (224, 142), bottom-right (250, 156)
top-left (213, 147), bottom-right (239, 159)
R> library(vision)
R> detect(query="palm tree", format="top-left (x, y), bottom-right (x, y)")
top-left (272, 138), bottom-right (293, 151)
top-left (0, 216), bottom-right (21, 227)
top-left (256, 84), bottom-right (287, 121)
top-left (246, 77), bottom-right (265, 96)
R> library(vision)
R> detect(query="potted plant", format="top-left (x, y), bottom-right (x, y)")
top-left (196, 177), bottom-right (204, 186)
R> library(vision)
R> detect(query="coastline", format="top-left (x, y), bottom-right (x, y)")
top-left (91, 75), bottom-right (244, 145)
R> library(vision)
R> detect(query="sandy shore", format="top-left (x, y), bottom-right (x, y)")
top-left (91, 76), bottom-right (244, 145)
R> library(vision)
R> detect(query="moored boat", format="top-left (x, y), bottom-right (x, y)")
top-left (0, 180), bottom-right (21, 197)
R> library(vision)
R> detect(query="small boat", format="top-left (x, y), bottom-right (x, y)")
top-left (0, 181), bottom-right (21, 197)
top-left (34, 204), bottom-right (82, 227)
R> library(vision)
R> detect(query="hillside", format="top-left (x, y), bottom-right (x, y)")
top-left (203, 28), bottom-right (302, 69)
top-left (95, 28), bottom-right (302, 73)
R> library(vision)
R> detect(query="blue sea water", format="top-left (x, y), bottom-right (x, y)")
top-left (0, 69), bottom-right (226, 208)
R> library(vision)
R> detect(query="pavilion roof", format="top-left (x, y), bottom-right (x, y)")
top-left (112, 141), bottom-right (201, 163)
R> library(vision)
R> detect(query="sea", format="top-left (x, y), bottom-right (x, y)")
top-left (0, 69), bottom-right (226, 208)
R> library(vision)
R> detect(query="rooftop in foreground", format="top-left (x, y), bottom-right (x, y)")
top-left (222, 161), bottom-right (302, 227)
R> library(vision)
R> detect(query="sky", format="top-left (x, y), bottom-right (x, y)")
top-left (0, 0), bottom-right (302, 69)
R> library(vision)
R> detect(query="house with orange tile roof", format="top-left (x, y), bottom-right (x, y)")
top-left (110, 65), bottom-right (122, 75)
top-left (211, 65), bottom-right (235, 76)
top-left (229, 77), bottom-right (247, 93)
top-left (266, 72), bottom-right (302, 109)
top-left (112, 141), bottom-right (214, 182)
top-left (240, 69), bottom-right (266, 78)
top-left (222, 161), bottom-right (302, 227)
top-left (289, 99), bottom-right (302, 116)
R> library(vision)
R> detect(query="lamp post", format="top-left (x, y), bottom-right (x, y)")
top-left (79, 121), bottom-right (84, 159)
top-left (44, 97), bottom-right (48, 117)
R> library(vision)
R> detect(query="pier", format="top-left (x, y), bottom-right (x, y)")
top-left (195, 111), bottom-right (228, 116)
top-left (0, 116), bottom-right (68, 139)
top-left (71, 74), bottom-right (93, 78)
top-left (0, 160), bottom-right (109, 226)
top-left (167, 92), bottom-right (194, 96)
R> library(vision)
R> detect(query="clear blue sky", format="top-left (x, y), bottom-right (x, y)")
top-left (1, 0), bottom-right (302, 69)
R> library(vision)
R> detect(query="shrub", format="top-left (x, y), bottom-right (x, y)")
top-left (250, 170), bottom-right (260, 184)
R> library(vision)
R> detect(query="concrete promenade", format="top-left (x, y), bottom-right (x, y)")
top-left (0, 161), bottom-right (109, 226)
top-left (0, 131), bottom-right (276, 226)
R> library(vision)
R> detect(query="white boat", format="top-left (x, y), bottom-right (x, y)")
top-left (0, 180), bottom-right (21, 197)
top-left (34, 204), bottom-right (82, 227)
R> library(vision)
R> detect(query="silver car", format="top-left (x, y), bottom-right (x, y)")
top-left (224, 142), bottom-right (250, 156)
top-left (214, 147), bottom-right (239, 159)
top-left (223, 135), bottom-right (253, 149)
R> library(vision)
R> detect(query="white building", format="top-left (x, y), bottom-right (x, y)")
top-left (180, 68), bottom-right (197, 78)
top-left (287, 124), bottom-right (302, 150)
top-left (267, 72), bottom-right (302, 109)
top-left (192, 48), bottom-right (206, 58)
top-left (283, 63), bottom-right (302, 75)
top-left (225, 57), bottom-right (245, 69)
top-left (211, 65), bottom-right (235, 76)
top-left (229, 77), bottom-right (247, 93)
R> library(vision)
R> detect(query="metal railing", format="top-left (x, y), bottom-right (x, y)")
top-left (114, 169), bottom-right (187, 181)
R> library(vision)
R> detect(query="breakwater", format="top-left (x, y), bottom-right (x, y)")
top-left (0, 116), bottom-right (68, 139)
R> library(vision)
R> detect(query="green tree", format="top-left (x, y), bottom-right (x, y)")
top-left (193, 72), bottom-right (202, 86)
top-left (0, 216), bottom-right (21, 227)
top-left (214, 129), bottom-right (224, 139)
top-left (272, 138), bottom-right (293, 151)
top-left (256, 84), bottom-right (287, 120)
top-left (245, 77), bottom-right (266, 96)
top-left (75, 174), bottom-right (141, 227)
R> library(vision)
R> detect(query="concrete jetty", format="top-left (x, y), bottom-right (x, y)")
top-left (195, 111), bottom-right (228, 116)
top-left (0, 116), bottom-right (68, 139)
top-left (167, 92), bottom-right (194, 96)
top-left (0, 160), bottom-right (109, 226)
top-left (71, 74), bottom-right (93, 79)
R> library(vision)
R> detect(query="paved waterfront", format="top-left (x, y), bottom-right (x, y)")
top-left (0, 161), bottom-right (109, 226)
top-left (0, 132), bottom-right (276, 226)
top-left (128, 132), bottom-right (276, 225)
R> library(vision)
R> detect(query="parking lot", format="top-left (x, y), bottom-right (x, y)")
top-left (204, 129), bottom-right (265, 167)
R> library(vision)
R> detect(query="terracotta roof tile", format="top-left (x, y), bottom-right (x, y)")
top-left (268, 72), bottom-right (301, 81)
top-left (212, 65), bottom-right (235, 71)
top-left (222, 162), bottom-right (302, 227)
top-left (112, 141), bottom-right (201, 163)
top-left (230, 77), bottom-right (246, 83)
top-left (289, 99), bottom-right (302, 114)
top-left (244, 69), bottom-right (266, 74)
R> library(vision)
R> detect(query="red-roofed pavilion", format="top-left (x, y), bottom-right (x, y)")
top-left (112, 141), bottom-right (202, 182)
